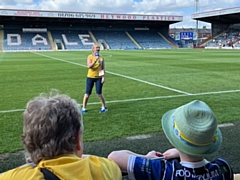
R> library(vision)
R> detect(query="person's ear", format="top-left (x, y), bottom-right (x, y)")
top-left (76, 130), bottom-right (82, 151)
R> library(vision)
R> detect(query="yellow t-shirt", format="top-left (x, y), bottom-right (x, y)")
top-left (0, 154), bottom-right (121, 180)
top-left (87, 54), bottom-right (104, 78)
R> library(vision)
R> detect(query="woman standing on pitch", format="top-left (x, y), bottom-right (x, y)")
top-left (82, 44), bottom-right (108, 114)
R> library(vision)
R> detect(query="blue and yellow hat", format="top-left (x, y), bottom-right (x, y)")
top-left (162, 100), bottom-right (222, 156)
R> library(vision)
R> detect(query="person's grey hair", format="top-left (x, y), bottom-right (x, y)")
top-left (21, 92), bottom-right (82, 164)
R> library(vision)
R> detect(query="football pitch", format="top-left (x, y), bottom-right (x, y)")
top-left (0, 49), bottom-right (240, 173)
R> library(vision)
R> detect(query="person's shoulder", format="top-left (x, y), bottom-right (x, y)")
top-left (88, 54), bottom-right (93, 58)
top-left (211, 157), bottom-right (231, 166)
top-left (212, 158), bottom-right (233, 170)
top-left (0, 165), bottom-right (42, 180)
top-left (210, 158), bottom-right (234, 178)
top-left (87, 156), bottom-right (121, 169)
top-left (87, 155), bottom-right (117, 165)
top-left (86, 156), bottom-right (121, 178)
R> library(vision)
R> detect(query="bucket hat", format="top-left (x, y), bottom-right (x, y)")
top-left (162, 100), bottom-right (222, 156)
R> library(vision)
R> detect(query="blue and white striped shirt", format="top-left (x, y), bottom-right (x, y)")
top-left (127, 156), bottom-right (233, 180)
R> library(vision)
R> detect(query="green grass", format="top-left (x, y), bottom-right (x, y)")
top-left (0, 49), bottom-right (240, 154)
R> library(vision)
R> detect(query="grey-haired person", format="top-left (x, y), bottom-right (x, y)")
top-left (0, 93), bottom-right (121, 180)
top-left (108, 100), bottom-right (234, 180)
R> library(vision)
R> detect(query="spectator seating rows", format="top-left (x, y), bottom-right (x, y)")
top-left (128, 31), bottom-right (173, 49)
top-left (3, 29), bottom-right (175, 51)
top-left (4, 30), bottom-right (52, 51)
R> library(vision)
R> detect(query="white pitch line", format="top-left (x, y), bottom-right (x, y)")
top-left (126, 135), bottom-right (152, 140)
top-left (0, 109), bottom-right (25, 113)
top-left (218, 123), bottom-right (234, 128)
top-left (85, 89), bottom-right (240, 105)
top-left (33, 52), bottom-right (192, 95)
top-left (193, 89), bottom-right (240, 95)
top-left (88, 94), bottom-right (187, 105)
top-left (1, 89), bottom-right (240, 114)
top-left (105, 71), bottom-right (192, 95)
top-left (126, 123), bottom-right (234, 140)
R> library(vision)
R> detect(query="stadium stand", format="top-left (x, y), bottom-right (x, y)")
top-left (3, 8), bottom-right (240, 51)
top-left (47, 29), bottom-right (176, 50)
top-left (3, 28), bottom-right (52, 51)
top-left (3, 28), bottom-right (178, 51)
top-left (0, 9), bottom-right (184, 51)
top-left (1, 7), bottom-right (240, 51)
top-left (92, 30), bottom-right (138, 50)
top-left (204, 28), bottom-right (240, 48)
top-left (128, 31), bottom-right (173, 49)
top-left (192, 6), bottom-right (240, 49)
top-left (51, 30), bottom-right (94, 50)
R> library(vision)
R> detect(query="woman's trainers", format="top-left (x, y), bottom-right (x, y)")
top-left (100, 107), bottom-right (108, 113)
top-left (82, 108), bottom-right (87, 114)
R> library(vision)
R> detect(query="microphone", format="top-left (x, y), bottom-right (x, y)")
top-left (95, 52), bottom-right (100, 63)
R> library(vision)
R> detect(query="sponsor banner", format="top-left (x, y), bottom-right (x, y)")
top-left (0, 9), bottom-right (183, 21)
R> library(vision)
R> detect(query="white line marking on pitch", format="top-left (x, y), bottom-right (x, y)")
top-left (126, 135), bottom-right (152, 140)
top-left (126, 123), bottom-right (234, 140)
top-left (193, 89), bottom-right (240, 95)
top-left (0, 109), bottom-right (25, 113)
top-left (32, 52), bottom-right (192, 95)
top-left (88, 94), bottom-right (187, 105)
top-left (78, 89), bottom-right (240, 105)
top-left (218, 123), bottom-right (234, 128)
top-left (1, 89), bottom-right (240, 114)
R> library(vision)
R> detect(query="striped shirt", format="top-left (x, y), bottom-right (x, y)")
top-left (127, 156), bottom-right (233, 180)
